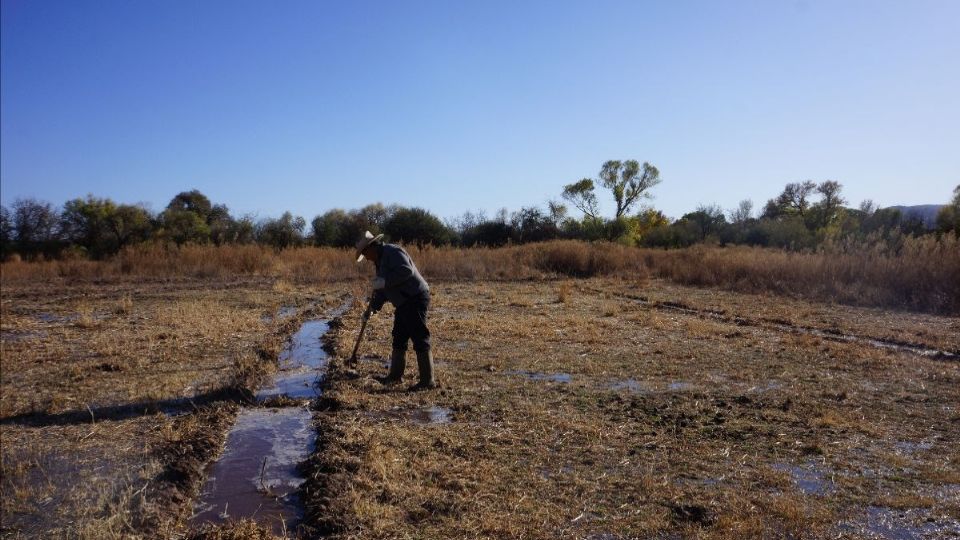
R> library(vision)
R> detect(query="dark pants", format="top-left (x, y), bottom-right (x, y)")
top-left (392, 294), bottom-right (431, 353)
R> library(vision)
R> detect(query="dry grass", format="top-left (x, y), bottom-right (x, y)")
top-left (639, 235), bottom-right (960, 315)
top-left (307, 278), bottom-right (960, 538)
top-left (2, 265), bottom-right (959, 538)
top-left (4, 237), bottom-right (958, 315)
top-left (0, 277), bottom-right (343, 538)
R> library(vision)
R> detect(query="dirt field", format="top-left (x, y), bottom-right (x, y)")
top-left (2, 276), bottom-right (959, 538)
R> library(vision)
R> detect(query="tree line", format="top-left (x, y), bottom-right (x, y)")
top-left (2, 163), bottom-right (958, 260)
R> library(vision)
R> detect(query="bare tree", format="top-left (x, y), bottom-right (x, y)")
top-left (775, 181), bottom-right (817, 215)
top-left (12, 198), bottom-right (59, 245)
top-left (817, 180), bottom-right (846, 212)
top-left (729, 199), bottom-right (753, 224)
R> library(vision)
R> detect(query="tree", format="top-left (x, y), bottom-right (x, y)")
top-left (11, 198), bottom-right (60, 254)
top-left (208, 204), bottom-right (237, 245)
top-left (109, 204), bottom-right (152, 249)
top-left (817, 181), bottom-right (846, 212)
top-left (681, 204), bottom-right (727, 241)
top-left (598, 160), bottom-right (661, 218)
top-left (561, 179), bottom-right (600, 220)
top-left (766, 181), bottom-right (817, 218)
top-left (383, 207), bottom-right (451, 246)
top-left (167, 190), bottom-right (213, 220)
top-left (160, 190), bottom-right (216, 245)
top-left (729, 199), bottom-right (753, 224)
top-left (807, 180), bottom-right (847, 230)
top-left (162, 210), bottom-right (210, 245)
top-left (563, 159), bottom-right (662, 221)
top-left (936, 185), bottom-right (960, 236)
top-left (61, 195), bottom-right (118, 256)
top-left (0, 205), bottom-right (12, 258)
top-left (510, 206), bottom-right (561, 243)
top-left (258, 212), bottom-right (306, 249)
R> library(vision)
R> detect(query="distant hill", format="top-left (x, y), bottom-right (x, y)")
top-left (887, 204), bottom-right (944, 229)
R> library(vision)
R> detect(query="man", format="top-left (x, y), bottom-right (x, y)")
top-left (355, 231), bottom-right (435, 391)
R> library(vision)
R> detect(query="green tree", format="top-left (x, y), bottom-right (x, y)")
top-left (764, 181), bottom-right (817, 219)
top-left (162, 210), bottom-right (210, 245)
top-left (312, 209), bottom-right (359, 247)
top-left (680, 204), bottom-right (727, 242)
top-left (167, 190), bottom-right (213, 220)
top-left (61, 195), bottom-right (120, 256)
top-left (258, 212), bottom-right (306, 249)
top-left (160, 190), bottom-right (216, 245)
top-left (383, 207), bottom-right (451, 246)
top-left (561, 179), bottom-right (600, 220)
top-left (598, 160), bottom-right (661, 218)
top-left (109, 204), bottom-right (153, 249)
top-left (936, 185), bottom-right (960, 236)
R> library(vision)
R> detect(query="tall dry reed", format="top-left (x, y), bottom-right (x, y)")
top-left (638, 235), bottom-right (960, 314)
top-left (2, 238), bottom-right (957, 314)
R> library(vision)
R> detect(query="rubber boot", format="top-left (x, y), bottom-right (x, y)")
top-left (375, 348), bottom-right (405, 385)
top-left (407, 349), bottom-right (436, 391)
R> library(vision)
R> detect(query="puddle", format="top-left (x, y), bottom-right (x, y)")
top-left (36, 312), bottom-right (78, 323)
top-left (894, 440), bottom-right (934, 455)
top-left (368, 406), bottom-right (453, 425)
top-left (191, 408), bottom-right (315, 535)
top-left (836, 506), bottom-right (960, 539)
top-left (667, 381), bottom-right (695, 392)
top-left (0, 330), bottom-right (48, 342)
top-left (508, 370), bottom-right (572, 383)
top-left (771, 460), bottom-right (834, 495)
top-left (607, 379), bottom-right (649, 392)
top-left (746, 380), bottom-right (783, 393)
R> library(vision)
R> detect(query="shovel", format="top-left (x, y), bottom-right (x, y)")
top-left (347, 295), bottom-right (374, 365)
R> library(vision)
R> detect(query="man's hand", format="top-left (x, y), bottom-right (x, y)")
top-left (371, 277), bottom-right (386, 290)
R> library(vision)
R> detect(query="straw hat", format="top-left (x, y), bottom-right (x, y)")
top-left (355, 231), bottom-right (384, 262)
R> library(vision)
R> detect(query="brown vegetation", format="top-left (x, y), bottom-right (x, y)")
top-left (4, 237), bottom-right (959, 314)
top-left (0, 278), bottom-right (342, 537)
top-left (639, 235), bottom-right (960, 314)
top-left (308, 279), bottom-right (960, 538)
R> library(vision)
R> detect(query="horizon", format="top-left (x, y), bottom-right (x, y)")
top-left (2, 1), bottom-right (958, 222)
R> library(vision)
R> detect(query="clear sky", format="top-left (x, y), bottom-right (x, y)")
top-left (2, 0), bottom-right (958, 221)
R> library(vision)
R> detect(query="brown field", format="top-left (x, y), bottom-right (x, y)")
top-left (2, 249), bottom-right (959, 538)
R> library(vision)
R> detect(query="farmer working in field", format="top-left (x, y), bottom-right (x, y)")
top-left (355, 231), bottom-right (436, 391)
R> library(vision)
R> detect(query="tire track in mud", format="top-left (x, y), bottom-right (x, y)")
top-left (588, 287), bottom-right (959, 361)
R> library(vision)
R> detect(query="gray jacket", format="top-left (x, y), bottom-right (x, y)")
top-left (370, 243), bottom-right (429, 311)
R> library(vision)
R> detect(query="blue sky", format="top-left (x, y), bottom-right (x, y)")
top-left (2, 0), bottom-right (958, 221)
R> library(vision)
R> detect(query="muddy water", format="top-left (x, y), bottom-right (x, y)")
top-left (256, 321), bottom-right (330, 402)
top-left (192, 312), bottom-right (336, 535)
top-left (368, 406), bottom-right (453, 425)
top-left (191, 408), bottom-right (315, 534)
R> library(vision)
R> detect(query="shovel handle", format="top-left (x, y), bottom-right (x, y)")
top-left (348, 296), bottom-right (375, 364)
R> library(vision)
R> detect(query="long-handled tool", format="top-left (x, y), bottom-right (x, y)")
top-left (348, 295), bottom-right (374, 365)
